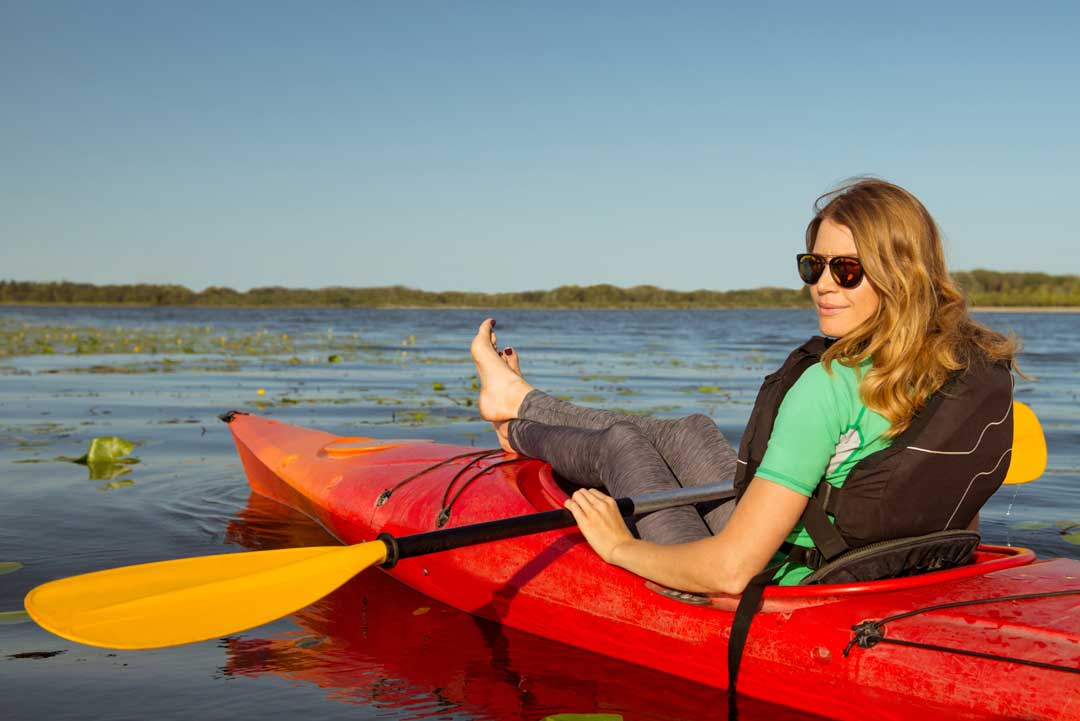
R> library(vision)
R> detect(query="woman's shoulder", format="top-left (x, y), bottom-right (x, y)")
top-left (778, 360), bottom-right (860, 422)
top-left (791, 359), bottom-right (863, 396)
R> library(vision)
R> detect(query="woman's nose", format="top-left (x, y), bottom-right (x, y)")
top-left (815, 268), bottom-right (838, 292)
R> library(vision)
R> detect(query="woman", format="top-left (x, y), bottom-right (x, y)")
top-left (470, 178), bottom-right (1016, 595)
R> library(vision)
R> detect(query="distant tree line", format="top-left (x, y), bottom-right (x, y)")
top-left (1, 271), bottom-right (1078, 308)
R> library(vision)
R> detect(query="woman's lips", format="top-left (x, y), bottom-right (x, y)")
top-left (817, 304), bottom-right (847, 317)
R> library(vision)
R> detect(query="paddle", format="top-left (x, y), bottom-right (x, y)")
top-left (24, 401), bottom-right (1047, 651)
top-left (24, 483), bottom-right (735, 651)
top-left (1003, 401), bottom-right (1047, 485)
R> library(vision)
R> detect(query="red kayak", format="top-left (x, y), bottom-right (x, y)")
top-left (225, 412), bottom-right (1080, 721)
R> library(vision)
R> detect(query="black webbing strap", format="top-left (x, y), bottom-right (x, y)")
top-left (727, 564), bottom-right (780, 694)
top-left (800, 484), bottom-right (849, 563)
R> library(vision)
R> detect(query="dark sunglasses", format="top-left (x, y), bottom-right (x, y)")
top-left (796, 253), bottom-right (864, 289)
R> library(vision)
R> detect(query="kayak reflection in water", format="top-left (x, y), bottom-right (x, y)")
top-left (470, 177), bottom-right (1018, 596)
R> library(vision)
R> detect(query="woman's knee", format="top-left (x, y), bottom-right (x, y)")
top-left (676, 413), bottom-right (725, 442)
top-left (599, 420), bottom-right (650, 452)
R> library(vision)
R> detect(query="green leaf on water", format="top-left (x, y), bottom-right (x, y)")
top-left (1062, 532), bottom-right (1080, 546)
top-left (62, 437), bottom-right (140, 480)
top-left (328, 354), bottom-right (342, 363)
top-left (542, 715), bottom-right (623, 721)
top-left (0, 610), bottom-right (31, 625)
top-left (0, 562), bottom-right (23, 576)
top-left (432, 382), bottom-right (446, 391)
top-left (72, 436), bottom-right (139, 466)
top-left (1010, 521), bottom-right (1052, 531)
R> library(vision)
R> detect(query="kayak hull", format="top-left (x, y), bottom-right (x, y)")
top-left (226, 412), bottom-right (1080, 721)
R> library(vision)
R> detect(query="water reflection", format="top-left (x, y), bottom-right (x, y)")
top-left (221, 493), bottom-right (823, 721)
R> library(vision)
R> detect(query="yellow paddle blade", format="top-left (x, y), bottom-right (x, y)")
top-left (24, 541), bottom-right (388, 650)
top-left (1004, 401), bottom-right (1047, 485)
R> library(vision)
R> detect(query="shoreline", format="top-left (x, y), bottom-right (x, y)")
top-left (2, 302), bottom-right (1080, 312)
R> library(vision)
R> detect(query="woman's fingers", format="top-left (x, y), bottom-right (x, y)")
top-left (565, 489), bottom-right (634, 563)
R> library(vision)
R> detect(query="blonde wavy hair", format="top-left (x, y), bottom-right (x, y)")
top-left (807, 178), bottom-right (1017, 437)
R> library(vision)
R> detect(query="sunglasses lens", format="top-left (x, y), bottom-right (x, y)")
top-left (797, 254), bottom-right (825, 284)
top-left (831, 258), bottom-right (864, 288)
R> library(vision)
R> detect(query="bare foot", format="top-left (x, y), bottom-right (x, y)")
top-left (471, 319), bottom-right (534, 422)
top-left (492, 419), bottom-right (514, 453)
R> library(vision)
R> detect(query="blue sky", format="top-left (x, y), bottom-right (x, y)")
top-left (2, 2), bottom-right (1077, 293)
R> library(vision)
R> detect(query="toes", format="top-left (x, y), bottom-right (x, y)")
top-left (503, 347), bottom-right (521, 374)
top-left (472, 319), bottom-right (500, 359)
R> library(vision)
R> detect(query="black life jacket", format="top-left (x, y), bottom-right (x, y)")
top-left (733, 336), bottom-right (1014, 569)
top-left (724, 336), bottom-right (1014, 695)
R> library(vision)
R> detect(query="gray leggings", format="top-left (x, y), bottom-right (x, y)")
top-left (507, 390), bottom-right (738, 544)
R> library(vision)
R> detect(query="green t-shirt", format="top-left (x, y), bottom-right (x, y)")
top-left (755, 359), bottom-right (893, 585)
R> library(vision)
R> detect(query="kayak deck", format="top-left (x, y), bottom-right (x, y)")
top-left (225, 412), bottom-right (1080, 721)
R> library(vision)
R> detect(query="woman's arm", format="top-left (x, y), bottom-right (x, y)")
top-left (565, 477), bottom-right (810, 596)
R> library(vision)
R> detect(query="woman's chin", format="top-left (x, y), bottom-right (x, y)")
top-left (817, 316), bottom-right (852, 339)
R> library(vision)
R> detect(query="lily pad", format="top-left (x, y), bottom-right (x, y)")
top-left (72, 436), bottom-right (140, 466)
top-left (62, 436), bottom-right (140, 480)
top-left (0, 610), bottom-right (31, 625)
top-left (1010, 521), bottom-right (1052, 531)
top-left (0, 562), bottom-right (23, 576)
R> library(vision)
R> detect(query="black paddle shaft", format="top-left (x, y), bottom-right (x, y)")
top-left (378, 483), bottom-right (734, 568)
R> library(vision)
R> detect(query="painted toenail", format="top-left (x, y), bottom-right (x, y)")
top-left (505, 348), bottom-right (513, 356)
top-left (491, 319), bottom-right (496, 327)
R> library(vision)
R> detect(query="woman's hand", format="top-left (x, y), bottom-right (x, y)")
top-left (564, 488), bottom-right (636, 564)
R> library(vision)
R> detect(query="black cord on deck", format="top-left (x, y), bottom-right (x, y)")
top-left (843, 588), bottom-right (1080, 674)
top-left (375, 449), bottom-right (501, 506)
top-left (436, 457), bottom-right (531, 527)
top-left (438, 452), bottom-right (500, 507)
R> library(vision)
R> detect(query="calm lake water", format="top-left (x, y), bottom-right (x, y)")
top-left (1, 306), bottom-right (1077, 721)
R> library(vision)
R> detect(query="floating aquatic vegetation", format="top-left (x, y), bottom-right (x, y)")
top-left (1010, 521), bottom-right (1053, 531)
top-left (277, 396), bottom-right (357, 407)
top-left (6, 650), bottom-right (66, 660)
top-left (432, 382), bottom-right (446, 391)
top-left (328, 355), bottom-right (342, 363)
top-left (1009, 520), bottom-right (1080, 545)
top-left (394, 410), bottom-right (432, 426)
top-left (61, 436), bottom-right (140, 480)
top-left (0, 611), bottom-right (31, 625)
top-left (0, 319), bottom-right (373, 362)
top-left (0, 561), bottom-right (22, 576)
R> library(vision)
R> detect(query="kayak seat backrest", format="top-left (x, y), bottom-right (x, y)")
top-left (799, 529), bottom-right (981, 585)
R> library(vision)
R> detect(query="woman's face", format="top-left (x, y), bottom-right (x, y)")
top-left (810, 218), bottom-right (881, 338)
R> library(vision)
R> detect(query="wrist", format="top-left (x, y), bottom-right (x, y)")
top-left (607, 538), bottom-right (637, 568)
